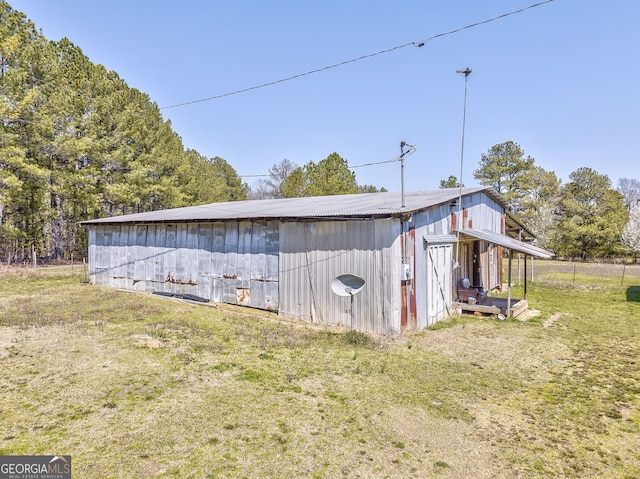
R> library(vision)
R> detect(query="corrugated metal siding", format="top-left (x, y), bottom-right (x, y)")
top-left (87, 221), bottom-right (279, 311)
top-left (466, 193), bottom-right (502, 230)
top-left (413, 205), bottom-right (455, 328)
top-left (458, 193), bottom-right (503, 290)
top-left (278, 219), bottom-right (402, 335)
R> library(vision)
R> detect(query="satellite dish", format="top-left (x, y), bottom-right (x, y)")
top-left (331, 274), bottom-right (365, 297)
top-left (331, 274), bottom-right (365, 330)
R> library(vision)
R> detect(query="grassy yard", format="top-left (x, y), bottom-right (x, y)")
top-left (1, 264), bottom-right (639, 478)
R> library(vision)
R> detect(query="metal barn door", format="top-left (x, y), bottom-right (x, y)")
top-left (426, 244), bottom-right (452, 325)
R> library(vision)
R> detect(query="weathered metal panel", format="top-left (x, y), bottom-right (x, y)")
top-left (144, 225), bottom-right (156, 292)
top-left (120, 225), bottom-right (132, 290)
top-left (88, 227), bottom-right (97, 284)
top-left (464, 192), bottom-right (504, 232)
top-left (90, 220), bottom-right (291, 299)
top-left (211, 223), bottom-right (225, 302)
top-left (278, 219), bottom-right (402, 335)
top-left (265, 222), bottom-right (279, 311)
top-left (109, 226), bottom-right (120, 288)
top-left (183, 224), bottom-right (199, 295)
top-left (100, 227), bottom-right (113, 286)
top-left (125, 225), bottom-right (135, 288)
top-left (175, 223), bottom-right (187, 288)
top-left (96, 227), bottom-right (107, 286)
top-left (223, 223), bottom-right (239, 304)
top-left (154, 225), bottom-right (167, 291)
top-left (236, 221), bottom-right (252, 305)
top-left (278, 223), bottom-right (317, 323)
top-left (115, 226), bottom-right (126, 289)
top-left (132, 225), bottom-right (146, 290)
top-left (164, 224), bottom-right (177, 294)
top-left (91, 226), bottom-right (108, 285)
top-left (248, 222), bottom-right (265, 309)
top-left (197, 224), bottom-right (213, 299)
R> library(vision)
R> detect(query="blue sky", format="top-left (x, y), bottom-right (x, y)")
top-left (11, 0), bottom-right (640, 193)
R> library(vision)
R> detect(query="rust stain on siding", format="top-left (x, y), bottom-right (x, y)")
top-left (237, 288), bottom-right (250, 303)
top-left (165, 272), bottom-right (198, 285)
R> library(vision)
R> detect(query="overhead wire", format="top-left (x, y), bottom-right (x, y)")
top-left (239, 147), bottom-right (416, 178)
top-left (160, 0), bottom-right (555, 110)
top-left (4, 1), bottom-right (555, 183)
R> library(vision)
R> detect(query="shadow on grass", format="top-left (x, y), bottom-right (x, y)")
top-left (626, 286), bottom-right (640, 302)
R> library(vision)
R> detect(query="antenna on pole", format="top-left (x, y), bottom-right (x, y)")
top-left (399, 141), bottom-right (415, 209)
top-left (455, 67), bottom-right (472, 269)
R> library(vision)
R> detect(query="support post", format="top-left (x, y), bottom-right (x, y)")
top-left (524, 254), bottom-right (528, 299)
top-left (507, 250), bottom-right (513, 318)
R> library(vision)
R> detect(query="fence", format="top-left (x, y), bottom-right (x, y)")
top-left (508, 257), bottom-right (640, 287)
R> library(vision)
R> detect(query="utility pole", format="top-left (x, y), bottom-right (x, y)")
top-left (455, 68), bottom-right (472, 268)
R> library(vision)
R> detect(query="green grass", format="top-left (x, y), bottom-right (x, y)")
top-left (1, 264), bottom-right (639, 478)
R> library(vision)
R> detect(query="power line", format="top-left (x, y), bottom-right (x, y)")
top-left (413, 0), bottom-right (554, 47)
top-left (160, 0), bottom-right (555, 110)
top-left (239, 149), bottom-right (415, 178)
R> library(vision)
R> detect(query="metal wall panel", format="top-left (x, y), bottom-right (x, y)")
top-left (132, 225), bottom-right (147, 290)
top-left (87, 220), bottom-right (279, 311)
top-left (144, 225), bottom-right (156, 292)
top-left (223, 223), bottom-right (239, 304)
top-left (236, 221), bottom-right (252, 305)
top-left (211, 223), bottom-right (225, 303)
top-left (98, 226), bottom-right (110, 286)
top-left (278, 219), bottom-right (402, 335)
top-left (175, 223), bottom-right (187, 290)
top-left (197, 224), bottom-right (213, 299)
top-left (88, 227), bottom-right (97, 284)
top-left (154, 225), bottom-right (167, 290)
top-left (466, 193), bottom-right (504, 232)
top-left (264, 222), bottom-right (279, 310)
top-left (184, 224), bottom-right (199, 296)
top-left (164, 224), bottom-right (177, 294)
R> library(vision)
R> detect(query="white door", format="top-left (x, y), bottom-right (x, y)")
top-left (426, 244), bottom-right (453, 325)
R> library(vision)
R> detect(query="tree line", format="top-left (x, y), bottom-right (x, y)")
top-left (2, 3), bottom-right (638, 263)
top-left (464, 140), bottom-right (639, 261)
top-left (258, 143), bottom-right (640, 261)
top-left (0, 3), bottom-right (250, 261)
top-left (0, 3), bottom-right (386, 263)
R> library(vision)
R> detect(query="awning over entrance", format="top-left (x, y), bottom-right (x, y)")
top-left (456, 228), bottom-right (554, 259)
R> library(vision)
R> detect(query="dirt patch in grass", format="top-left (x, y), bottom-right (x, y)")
top-left (543, 312), bottom-right (564, 328)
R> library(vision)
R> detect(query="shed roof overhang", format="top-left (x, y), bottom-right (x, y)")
top-left (456, 228), bottom-right (554, 259)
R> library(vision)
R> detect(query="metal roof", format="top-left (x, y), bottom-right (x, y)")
top-left (505, 211), bottom-right (536, 241)
top-left (458, 228), bottom-right (554, 259)
top-left (82, 187), bottom-right (498, 225)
